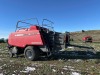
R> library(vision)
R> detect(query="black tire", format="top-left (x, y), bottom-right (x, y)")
top-left (24, 46), bottom-right (38, 61)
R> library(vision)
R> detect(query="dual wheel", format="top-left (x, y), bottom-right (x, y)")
top-left (9, 46), bottom-right (39, 61)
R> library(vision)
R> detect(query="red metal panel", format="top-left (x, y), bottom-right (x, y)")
top-left (8, 29), bottom-right (44, 48)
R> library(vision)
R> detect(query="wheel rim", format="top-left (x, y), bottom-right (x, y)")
top-left (26, 50), bottom-right (33, 59)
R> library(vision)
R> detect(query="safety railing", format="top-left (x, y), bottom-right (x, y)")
top-left (15, 18), bottom-right (39, 31)
top-left (42, 19), bottom-right (54, 31)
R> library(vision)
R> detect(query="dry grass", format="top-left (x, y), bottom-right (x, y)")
top-left (0, 43), bottom-right (100, 75)
top-left (70, 30), bottom-right (100, 42)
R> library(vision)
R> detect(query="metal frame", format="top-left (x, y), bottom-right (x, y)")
top-left (42, 19), bottom-right (54, 31)
top-left (15, 18), bottom-right (39, 31)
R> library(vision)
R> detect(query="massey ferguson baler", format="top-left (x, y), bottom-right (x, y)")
top-left (8, 18), bottom-right (70, 61)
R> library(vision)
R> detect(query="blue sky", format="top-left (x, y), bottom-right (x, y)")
top-left (0, 0), bottom-right (100, 38)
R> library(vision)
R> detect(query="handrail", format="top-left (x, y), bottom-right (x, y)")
top-left (15, 18), bottom-right (39, 31)
top-left (42, 19), bottom-right (54, 31)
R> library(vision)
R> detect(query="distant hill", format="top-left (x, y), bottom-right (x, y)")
top-left (70, 30), bottom-right (100, 42)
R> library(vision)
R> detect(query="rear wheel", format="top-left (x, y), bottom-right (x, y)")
top-left (24, 46), bottom-right (39, 61)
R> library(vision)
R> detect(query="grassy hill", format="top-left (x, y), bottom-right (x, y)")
top-left (70, 30), bottom-right (100, 42)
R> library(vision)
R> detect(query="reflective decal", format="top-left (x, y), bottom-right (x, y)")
top-left (31, 42), bottom-right (42, 44)
top-left (15, 34), bottom-right (24, 36)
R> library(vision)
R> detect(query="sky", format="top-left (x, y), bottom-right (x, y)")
top-left (0, 0), bottom-right (100, 38)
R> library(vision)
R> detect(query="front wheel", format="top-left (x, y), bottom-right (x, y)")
top-left (9, 49), bottom-right (14, 58)
top-left (8, 47), bottom-right (18, 58)
top-left (24, 46), bottom-right (39, 61)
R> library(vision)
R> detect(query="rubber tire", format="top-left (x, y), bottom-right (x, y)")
top-left (24, 46), bottom-right (38, 61)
